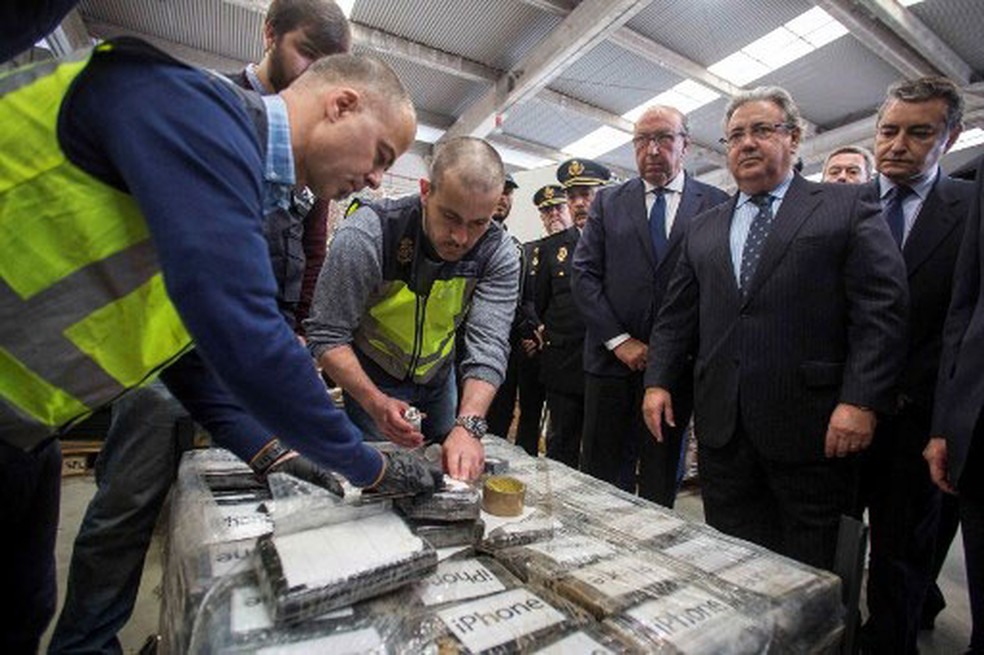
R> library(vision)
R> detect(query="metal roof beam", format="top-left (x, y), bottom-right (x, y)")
top-left (856, 0), bottom-right (973, 85)
top-left (85, 20), bottom-right (246, 71)
top-left (811, 0), bottom-right (936, 80)
top-left (351, 24), bottom-right (496, 84)
top-left (441, 0), bottom-right (653, 140)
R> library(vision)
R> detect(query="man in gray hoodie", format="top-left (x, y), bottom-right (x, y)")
top-left (306, 137), bottom-right (520, 480)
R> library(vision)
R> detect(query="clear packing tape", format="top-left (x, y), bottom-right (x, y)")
top-left (163, 439), bottom-right (844, 653)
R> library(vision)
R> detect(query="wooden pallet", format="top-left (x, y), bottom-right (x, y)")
top-left (61, 440), bottom-right (103, 477)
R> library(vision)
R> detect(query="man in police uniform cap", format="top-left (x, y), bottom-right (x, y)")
top-left (504, 185), bottom-right (568, 455)
top-left (533, 159), bottom-right (609, 467)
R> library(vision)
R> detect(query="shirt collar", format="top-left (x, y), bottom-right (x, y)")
top-left (737, 171), bottom-right (794, 210)
top-left (643, 169), bottom-right (686, 195)
top-left (261, 94), bottom-right (295, 187)
top-left (244, 63), bottom-right (271, 95)
top-left (878, 166), bottom-right (938, 202)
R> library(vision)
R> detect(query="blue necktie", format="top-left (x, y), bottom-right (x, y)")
top-left (650, 189), bottom-right (668, 262)
top-left (739, 194), bottom-right (774, 292)
top-left (885, 185), bottom-right (912, 247)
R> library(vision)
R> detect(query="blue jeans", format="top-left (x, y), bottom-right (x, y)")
top-left (343, 365), bottom-right (457, 444)
top-left (0, 437), bottom-right (61, 655)
top-left (49, 381), bottom-right (188, 655)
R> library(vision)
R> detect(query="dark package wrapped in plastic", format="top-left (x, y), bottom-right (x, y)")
top-left (493, 532), bottom-right (619, 584)
top-left (183, 569), bottom-right (403, 654)
top-left (655, 525), bottom-right (759, 574)
top-left (715, 552), bottom-right (844, 653)
top-left (604, 584), bottom-right (776, 654)
top-left (528, 623), bottom-right (640, 654)
top-left (254, 509), bottom-right (438, 623)
top-left (412, 519), bottom-right (485, 550)
top-left (394, 584), bottom-right (593, 654)
top-left (479, 512), bottom-right (562, 552)
top-left (552, 552), bottom-right (691, 619)
top-left (396, 478), bottom-right (482, 522)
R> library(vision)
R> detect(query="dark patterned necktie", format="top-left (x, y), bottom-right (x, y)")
top-left (739, 193), bottom-right (774, 292)
top-left (650, 188), bottom-right (668, 262)
top-left (885, 184), bottom-right (912, 247)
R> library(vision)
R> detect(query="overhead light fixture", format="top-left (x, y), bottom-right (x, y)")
top-left (623, 79), bottom-right (721, 122)
top-left (949, 127), bottom-right (984, 153)
top-left (415, 124), bottom-right (445, 144)
top-left (495, 145), bottom-right (555, 170)
top-left (708, 7), bottom-right (848, 87)
top-left (562, 126), bottom-right (633, 160)
top-left (335, 0), bottom-right (357, 18)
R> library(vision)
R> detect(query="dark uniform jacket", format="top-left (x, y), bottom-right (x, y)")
top-left (534, 226), bottom-right (584, 395)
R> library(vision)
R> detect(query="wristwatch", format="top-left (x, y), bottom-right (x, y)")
top-left (454, 415), bottom-right (488, 439)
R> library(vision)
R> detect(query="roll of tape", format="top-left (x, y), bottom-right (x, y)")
top-left (482, 476), bottom-right (526, 517)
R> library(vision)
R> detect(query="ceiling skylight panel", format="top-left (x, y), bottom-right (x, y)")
top-left (562, 126), bottom-right (633, 159)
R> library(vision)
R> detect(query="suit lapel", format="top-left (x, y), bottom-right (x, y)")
top-left (903, 177), bottom-right (962, 277)
top-left (655, 175), bottom-right (701, 277)
top-left (710, 196), bottom-right (741, 298)
top-left (625, 178), bottom-right (657, 270)
top-left (741, 175), bottom-right (820, 306)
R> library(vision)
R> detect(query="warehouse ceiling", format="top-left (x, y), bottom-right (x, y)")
top-left (52, 0), bottom-right (984, 188)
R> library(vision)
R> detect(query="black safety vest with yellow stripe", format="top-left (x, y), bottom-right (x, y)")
top-left (0, 39), bottom-right (266, 450)
top-left (350, 196), bottom-right (501, 385)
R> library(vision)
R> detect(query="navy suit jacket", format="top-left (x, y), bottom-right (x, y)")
top-left (877, 175), bottom-right (973, 423)
top-left (572, 174), bottom-right (728, 378)
top-left (934, 158), bottom-right (984, 487)
top-left (647, 175), bottom-right (909, 462)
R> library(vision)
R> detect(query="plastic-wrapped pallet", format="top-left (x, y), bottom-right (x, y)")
top-left (161, 449), bottom-right (275, 653)
top-left (479, 511), bottom-right (562, 552)
top-left (529, 624), bottom-right (639, 654)
top-left (492, 532), bottom-right (619, 584)
top-left (552, 552), bottom-right (691, 619)
top-left (575, 504), bottom-right (689, 549)
top-left (254, 509), bottom-right (438, 623)
top-left (183, 569), bottom-right (403, 654)
top-left (395, 585), bottom-right (592, 654)
top-left (396, 477), bottom-right (482, 522)
top-left (714, 552), bottom-right (843, 653)
top-left (654, 525), bottom-right (759, 574)
top-left (604, 584), bottom-right (775, 654)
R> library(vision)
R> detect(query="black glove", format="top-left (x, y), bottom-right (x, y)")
top-left (367, 450), bottom-right (444, 496)
top-left (267, 453), bottom-right (345, 498)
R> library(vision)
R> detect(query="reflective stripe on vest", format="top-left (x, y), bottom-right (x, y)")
top-left (354, 277), bottom-right (475, 385)
top-left (0, 43), bottom-right (193, 449)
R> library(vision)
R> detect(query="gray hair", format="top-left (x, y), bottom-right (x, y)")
top-left (430, 137), bottom-right (505, 195)
top-left (724, 85), bottom-right (803, 132)
top-left (879, 76), bottom-right (964, 131)
top-left (822, 145), bottom-right (875, 179)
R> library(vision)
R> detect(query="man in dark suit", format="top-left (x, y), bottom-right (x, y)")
top-left (534, 159), bottom-right (610, 467)
top-left (859, 76), bottom-right (972, 655)
top-left (925, 153), bottom-right (984, 654)
top-left (644, 86), bottom-right (908, 570)
top-left (572, 105), bottom-right (728, 505)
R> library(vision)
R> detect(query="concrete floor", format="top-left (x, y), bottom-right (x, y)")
top-left (43, 475), bottom-right (973, 654)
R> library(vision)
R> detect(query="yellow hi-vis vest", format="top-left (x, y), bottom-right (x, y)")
top-left (0, 42), bottom-right (196, 450)
top-left (348, 196), bottom-right (500, 385)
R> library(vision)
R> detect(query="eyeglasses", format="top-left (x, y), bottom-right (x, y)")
top-left (632, 132), bottom-right (685, 150)
top-left (720, 123), bottom-right (793, 148)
